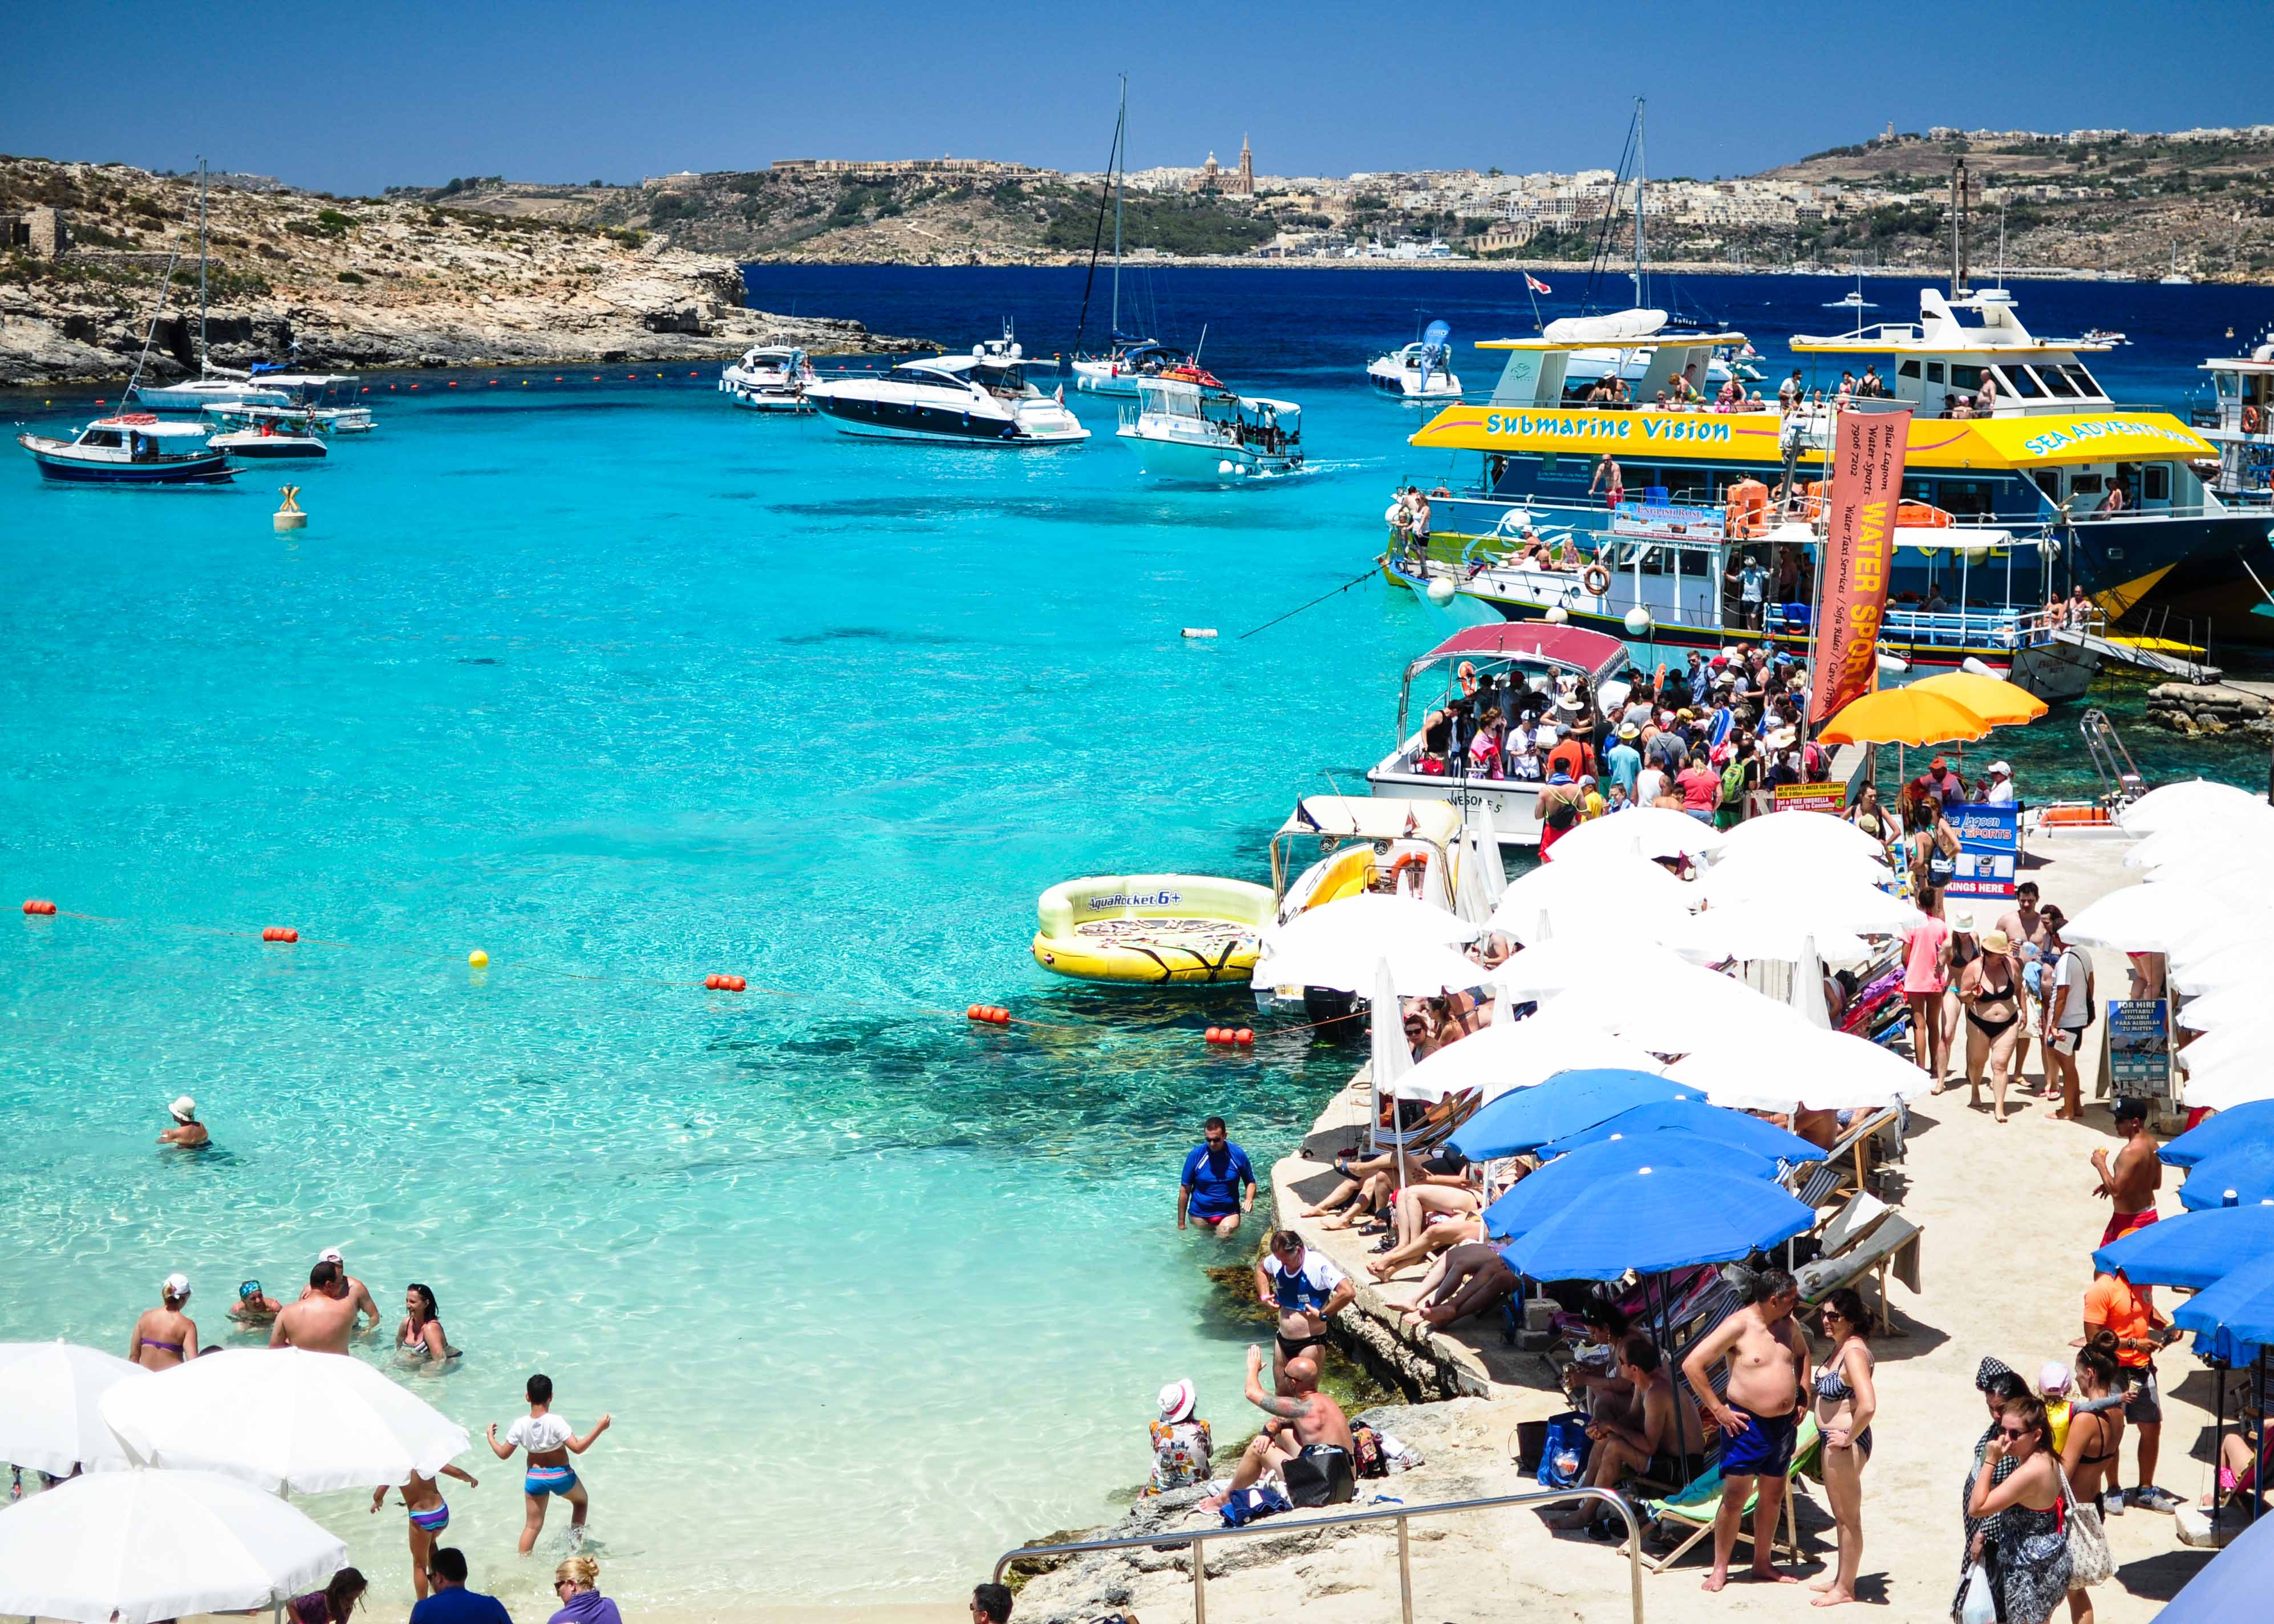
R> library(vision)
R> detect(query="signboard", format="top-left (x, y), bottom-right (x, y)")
top-left (1807, 408), bottom-right (1915, 724)
top-left (1943, 803), bottom-right (2020, 898)
top-left (2107, 999), bottom-right (2173, 1102)
top-left (1773, 782), bottom-right (1847, 815)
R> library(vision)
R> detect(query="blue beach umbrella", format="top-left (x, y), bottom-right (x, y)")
top-left (2152, 1500), bottom-right (2274, 1624)
top-left (1538, 1098), bottom-right (1821, 1166)
top-left (1449, 1070), bottom-right (1692, 1160)
top-left (1482, 1131), bottom-right (1780, 1243)
top-left (2171, 1251), bottom-right (2274, 1354)
top-left (2178, 1141), bottom-right (2274, 1211)
top-left (2093, 1202), bottom-right (2274, 1291)
top-left (1498, 1166), bottom-right (1815, 1282)
top-left (2163, 1100), bottom-right (2274, 1169)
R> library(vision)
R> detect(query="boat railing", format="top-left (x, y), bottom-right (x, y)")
top-left (991, 1484), bottom-right (1645, 1624)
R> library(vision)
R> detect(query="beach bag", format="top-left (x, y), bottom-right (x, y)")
top-left (1927, 843), bottom-right (1958, 888)
top-left (1351, 1423), bottom-right (1388, 1479)
top-left (1218, 1484), bottom-right (1292, 1528)
top-left (2061, 1465), bottom-right (2114, 1588)
top-left (1535, 1411), bottom-right (1593, 1489)
top-left (1956, 1561), bottom-right (1997, 1624)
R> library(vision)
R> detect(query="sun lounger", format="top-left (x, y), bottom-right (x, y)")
top-left (1786, 1105), bottom-right (1905, 1208)
top-left (1795, 1212), bottom-right (1922, 1334)
top-left (1641, 1414), bottom-right (1822, 1573)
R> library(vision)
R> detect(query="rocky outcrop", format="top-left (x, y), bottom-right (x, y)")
top-left (2146, 681), bottom-right (2274, 739)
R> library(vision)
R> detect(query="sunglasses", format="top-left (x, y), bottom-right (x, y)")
top-left (1995, 1426), bottom-right (2030, 1440)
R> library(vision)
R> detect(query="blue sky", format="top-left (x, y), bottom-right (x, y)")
top-left (6, 2), bottom-right (2269, 195)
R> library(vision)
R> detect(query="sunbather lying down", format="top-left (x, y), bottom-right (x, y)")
top-left (1304, 1147), bottom-right (1474, 1233)
top-left (1396, 1243), bottom-right (1516, 1330)
top-left (1366, 1187), bottom-right (1485, 1284)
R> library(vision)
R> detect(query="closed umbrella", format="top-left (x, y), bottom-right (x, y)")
top-left (0, 1342), bottom-right (147, 1476)
top-left (2093, 1201), bottom-right (2274, 1290)
top-left (1537, 1098), bottom-right (1820, 1165)
top-left (1908, 671), bottom-right (2049, 727)
top-left (1482, 1131), bottom-right (1780, 1243)
top-left (1449, 1067), bottom-right (1693, 1159)
top-left (2117, 778), bottom-right (2273, 836)
top-left (1499, 1166), bottom-right (1814, 1281)
top-left (1817, 687), bottom-right (1992, 748)
top-left (2163, 1101), bottom-right (2274, 1169)
top-left (100, 1346), bottom-right (470, 1495)
top-left (2178, 1142), bottom-right (2274, 1211)
top-left (0, 1468), bottom-right (346, 1624)
top-left (1665, 1025), bottom-right (1929, 1111)
top-left (1389, 1005), bottom-right (1662, 1105)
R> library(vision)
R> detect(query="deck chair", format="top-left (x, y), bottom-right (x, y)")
top-left (1788, 1106), bottom-right (1904, 1208)
top-left (1642, 1415), bottom-right (1822, 1574)
top-left (1796, 1213), bottom-right (1923, 1334)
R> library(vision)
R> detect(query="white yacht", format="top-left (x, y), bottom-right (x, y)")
top-left (1072, 338), bottom-right (1193, 396)
top-left (1117, 368), bottom-right (1301, 482)
top-left (132, 371), bottom-right (293, 412)
top-left (1367, 321), bottom-right (1461, 400)
top-left (719, 346), bottom-right (817, 412)
top-left (806, 327), bottom-right (1087, 447)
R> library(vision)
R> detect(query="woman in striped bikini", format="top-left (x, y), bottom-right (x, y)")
top-left (372, 1464), bottom-right (479, 1598)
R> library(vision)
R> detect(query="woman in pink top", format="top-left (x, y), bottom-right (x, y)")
top-left (1902, 896), bottom-right (1952, 1085)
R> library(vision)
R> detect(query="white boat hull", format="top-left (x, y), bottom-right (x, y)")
top-left (1116, 425), bottom-right (1298, 482)
top-left (1072, 359), bottom-right (1144, 396)
top-left (131, 381), bottom-right (292, 412)
top-left (1364, 767), bottom-right (1544, 846)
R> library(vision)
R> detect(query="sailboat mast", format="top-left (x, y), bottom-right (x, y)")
top-left (197, 157), bottom-right (209, 373)
top-left (1111, 74), bottom-right (1125, 335)
top-left (1632, 99), bottom-right (1647, 308)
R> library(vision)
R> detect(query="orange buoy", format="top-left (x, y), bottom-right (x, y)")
top-left (23, 899), bottom-right (57, 915)
top-left (723, 976), bottom-right (746, 992)
top-left (1205, 1026), bottom-right (1224, 1044)
top-left (1235, 1028), bottom-right (1255, 1045)
top-left (967, 1004), bottom-right (983, 1020)
top-left (261, 926), bottom-right (298, 943)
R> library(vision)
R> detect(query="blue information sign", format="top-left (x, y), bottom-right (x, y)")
top-left (1944, 803), bottom-right (2020, 899)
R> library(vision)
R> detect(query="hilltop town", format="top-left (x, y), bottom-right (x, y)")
top-left (435, 122), bottom-right (2274, 281)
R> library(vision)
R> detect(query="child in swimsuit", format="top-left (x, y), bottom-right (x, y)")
top-left (489, 1373), bottom-right (613, 1554)
top-left (371, 1464), bottom-right (478, 1599)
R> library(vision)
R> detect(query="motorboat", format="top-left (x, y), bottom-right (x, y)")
top-left (1031, 875), bottom-right (1275, 985)
top-left (1117, 368), bottom-right (1301, 482)
top-left (246, 373), bottom-right (375, 431)
top-left (806, 326), bottom-right (1087, 446)
top-left (17, 415), bottom-right (233, 485)
top-left (719, 346), bottom-right (817, 412)
top-left (1072, 337), bottom-right (1194, 396)
top-left (206, 421), bottom-right (328, 459)
top-left (202, 402), bottom-right (370, 436)
top-left (1365, 624), bottom-right (1632, 846)
top-left (1367, 321), bottom-right (1461, 401)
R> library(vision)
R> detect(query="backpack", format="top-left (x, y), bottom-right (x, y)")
top-left (1351, 1422), bottom-right (1388, 1479)
top-left (1718, 760), bottom-right (1748, 807)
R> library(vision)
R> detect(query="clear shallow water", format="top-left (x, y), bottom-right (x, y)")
top-left (3, 267), bottom-right (2271, 1609)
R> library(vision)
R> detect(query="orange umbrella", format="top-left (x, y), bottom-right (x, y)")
top-left (1908, 671), bottom-right (2049, 728)
top-left (1818, 687), bottom-right (1994, 747)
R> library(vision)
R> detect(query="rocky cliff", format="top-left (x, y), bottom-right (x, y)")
top-left (0, 157), bottom-right (917, 385)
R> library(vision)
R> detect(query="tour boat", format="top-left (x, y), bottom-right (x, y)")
top-left (806, 327), bottom-right (1086, 447)
top-left (2191, 335), bottom-right (2274, 507)
top-left (1367, 321), bottom-right (1462, 401)
top-left (248, 373), bottom-right (374, 431)
top-left (719, 346), bottom-right (817, 412)
top-left (18, 415), bottom-right (233, 485)
top-left (1363, 624), bottom-right (1630, 846)
top-left (202, 402), bottom-right (370, 436)
top-left (1117, 369), bottom-right (1302, 482)
top-left (1401, 284), bottom-right (2261, 642)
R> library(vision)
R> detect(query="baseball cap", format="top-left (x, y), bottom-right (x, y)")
top-left (1989, 761), bottom-right (2012, 775)
top-left (163, 1272), bottom-right (190, 1300)
top-left (318, 1247), bottom-right (346, 1265)
top-left (2037, 1361), bottom-right (2073, 1396)
top-left (2113, 1097), bottom-right (2148, 1121)
top-left (1930, 755), bottom-right (1949, 770)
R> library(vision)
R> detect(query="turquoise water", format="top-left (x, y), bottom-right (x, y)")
top-left (6, 267), bottom-right (2271, 1609)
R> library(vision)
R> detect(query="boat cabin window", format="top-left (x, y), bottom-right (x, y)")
top-left (1937, 479), bottom-right (1999, 518)
top-left (2031, 469), bottom-right (2062, 501)
top-left (891, 366), bottom-right (968, 389)
top-left (1925, 362), bottom-right (1946, 385)
top-left (82, 429), bottom-right (123, 448)
top-left (2143, 464), bottom-right (2171, 501)
top-left (1898, 360), bottom-right (1921, 381)
top-left (1949, 363), bottom-right (1984, 393)
top-left (1991, 364), bottom-right (2045, 400)
top-left (2030, 363), bottom-right (2084, 400)
top-left (2058, 363), bottom-right (2107, 399)
top-left (2069, 472), bottom-right (2104, 496)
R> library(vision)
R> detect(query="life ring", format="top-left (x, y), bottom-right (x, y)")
top-left (1389, 851), bottom-right (1429, 879)
top-left (1581, 563), bottom-right (1612, 596)
top-left (2245, 404), bottom-right (2263, 435)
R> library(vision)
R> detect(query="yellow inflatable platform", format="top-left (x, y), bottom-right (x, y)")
top-left (1032, 874), bottom-right (1276, 986)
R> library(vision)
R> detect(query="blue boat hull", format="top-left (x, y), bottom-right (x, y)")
top-left (25, 449), bottom-right (234, 485)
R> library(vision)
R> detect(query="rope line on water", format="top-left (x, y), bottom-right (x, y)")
top-left (1235, 566), bottom-right (1382, 640)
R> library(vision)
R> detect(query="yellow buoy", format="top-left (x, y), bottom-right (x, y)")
top-left (468, 949), bottom-right (489, 968)
top-left (274, 485), bottom-right (307, 533)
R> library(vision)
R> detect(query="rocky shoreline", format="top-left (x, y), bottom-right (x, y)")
top-left (2145, 680), bottom-right (2274, 740)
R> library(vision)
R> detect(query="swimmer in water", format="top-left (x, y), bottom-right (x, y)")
top-left (129, 1274), bottom-right (199, 1370)
top-left (371, 1464), bottom-right (479, 1598)
top-left (488, 1373), bottom-right (612, 1554)
top-left (396, 1283), bottom-right (461, 1368)
top-left (313, 1247), bottom-right (384, 1338)
top-left (230, 1279), bottom-right (284, 1325)
top-left (158, 1096), bottom-right (209, 1148)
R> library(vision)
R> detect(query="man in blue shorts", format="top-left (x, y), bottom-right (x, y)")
top-left (1683, 1269), bottom-right (1809, 1592)
top-left (1178, 1116), bottom-right (1256, 1239)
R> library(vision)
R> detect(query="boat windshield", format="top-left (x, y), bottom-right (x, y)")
top-left (889, 364), bottom-right (971, 391)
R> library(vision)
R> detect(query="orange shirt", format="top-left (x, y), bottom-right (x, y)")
top-left (2083, 1272), bottom-right (2153, 1368)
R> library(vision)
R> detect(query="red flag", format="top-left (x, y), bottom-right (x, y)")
top-left (1807, 408), bottom-right (1914, 726)
top-left (1525, 272), bottom-right (1552, 295)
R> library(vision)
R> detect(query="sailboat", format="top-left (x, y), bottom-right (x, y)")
top-left (1069, 78), bottom-right (1191, 396)
top-left (130, 161), bottom-right (291, 412)
top-left (2160, 245), bottom-right (2194, 286)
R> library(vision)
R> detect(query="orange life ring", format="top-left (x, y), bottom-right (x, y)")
top-left (1581, 563), bottom-right (1612, 596)
top-left (2245, 405), bottom-right (2263, 435)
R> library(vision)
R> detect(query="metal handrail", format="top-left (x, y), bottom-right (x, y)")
top-left (992, 1484), bottom-right (1644, 1624)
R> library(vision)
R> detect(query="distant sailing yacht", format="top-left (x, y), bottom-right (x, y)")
top-left (2160, 245), bottom-right (2194, 286)
top-left (130, 161), bottom-right (291, 412)
top-left (1069, 79), bottom-right (1191, 396)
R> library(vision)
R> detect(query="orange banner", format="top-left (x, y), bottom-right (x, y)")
top-left (1808, 408), bottom-right (1914, 725)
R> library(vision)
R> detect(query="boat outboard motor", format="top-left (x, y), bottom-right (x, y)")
top-left (1304, 985), bottom-right (1362, 1041)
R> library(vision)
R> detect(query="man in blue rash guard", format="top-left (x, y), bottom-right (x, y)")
top-left (1178, 1115), bottom-right (1256, 1239)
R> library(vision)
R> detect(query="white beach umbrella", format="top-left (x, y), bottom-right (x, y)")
top-left (2118, 779), bottom-right (2273, 835)
top-left (0, 1342), bottom-right (147, 1477)
top-left (1266, 935), bottom-right (1485, 997)
top-left (2171, 982), bottom-right (2274, 1033)
top-left (1535, 806), bottom-right (1717, 867)
top-left (1790, 935), bottom-right (1834, 1030)
top-left (1659, 903), bottom-right (1874, 969)
top-left (1665, 1025), bottom-right (1930, 1112)
top-left (2122, 814), bottom-right (2274, 871)
top-left (1487, 937), bottom-right (1692, 1004)
top-left (1548, 958), bottom-right (1805, 1054)
top-left (2060, 882), bottom-right (2239, 954)
top-left (2178, 1062), bottom-right (2274, 1114)
top-left (1488, 853), bottom-right (1693, 945)
top-left (1390, 1004), bottom-right (1663, 1103)
top-left (0, 1468), bottom-right (346, 1624)
top-left (1693, 846), bottom-right (1895, 904)
top-left (1264, 891), bottom-right (1480, 951)
top-left (1703, 809), bottom-right (1887, 863)
top-left (99, 1347), bottom-right (469, 1495)
top-left (2170, 944), bottom-right (2274, 998)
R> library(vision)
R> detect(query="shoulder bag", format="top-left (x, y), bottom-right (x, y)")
top-left (2061, 1461), bottom-right (2114, 1588)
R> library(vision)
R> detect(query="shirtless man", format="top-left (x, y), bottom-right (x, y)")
top-left (1216, 1345), bottom-right (1356, 1505)
top-left (1550, 1337), bottom-right (1705, 1530)
top-left (1683, 1269), bottom-right (1810, 1591)
top-left (271, 1260), bottom-right (361, 1354)
top-left (157, 1096), bottom-right (209, 1148)
top-left (2093, 1097), bottom-right (2163, 1249)
top-left (1256, 1231), bottom-right (1355, 1392)
top-left (1995, 881), bottom-right (2050, 1086)
top-left (313, 1247), bottom-right (384, 1337)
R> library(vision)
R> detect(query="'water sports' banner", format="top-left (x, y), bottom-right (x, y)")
top-left (1807, 408), bottom-right (1915, 725)
top-left (1943, 803), bottom-right (2020, 898)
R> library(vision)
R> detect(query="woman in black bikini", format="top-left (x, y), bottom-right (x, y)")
top-left (2060, 1334), bottom-right (2125, 1624)
top-left (1811, 1288), bottom-right (1878, 1609)
top-left (1961, 927), bottom-right (2026, 1123)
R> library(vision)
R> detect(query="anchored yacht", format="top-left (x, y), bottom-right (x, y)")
top-left (807, 328), bottom-right (1087, 447)
top-left (719, 346), bottom-right (818, 413)
top-left (1367, 321), bottom-right (1461, 400)
top-left (1117, 368), bottom-right (1302, 482)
